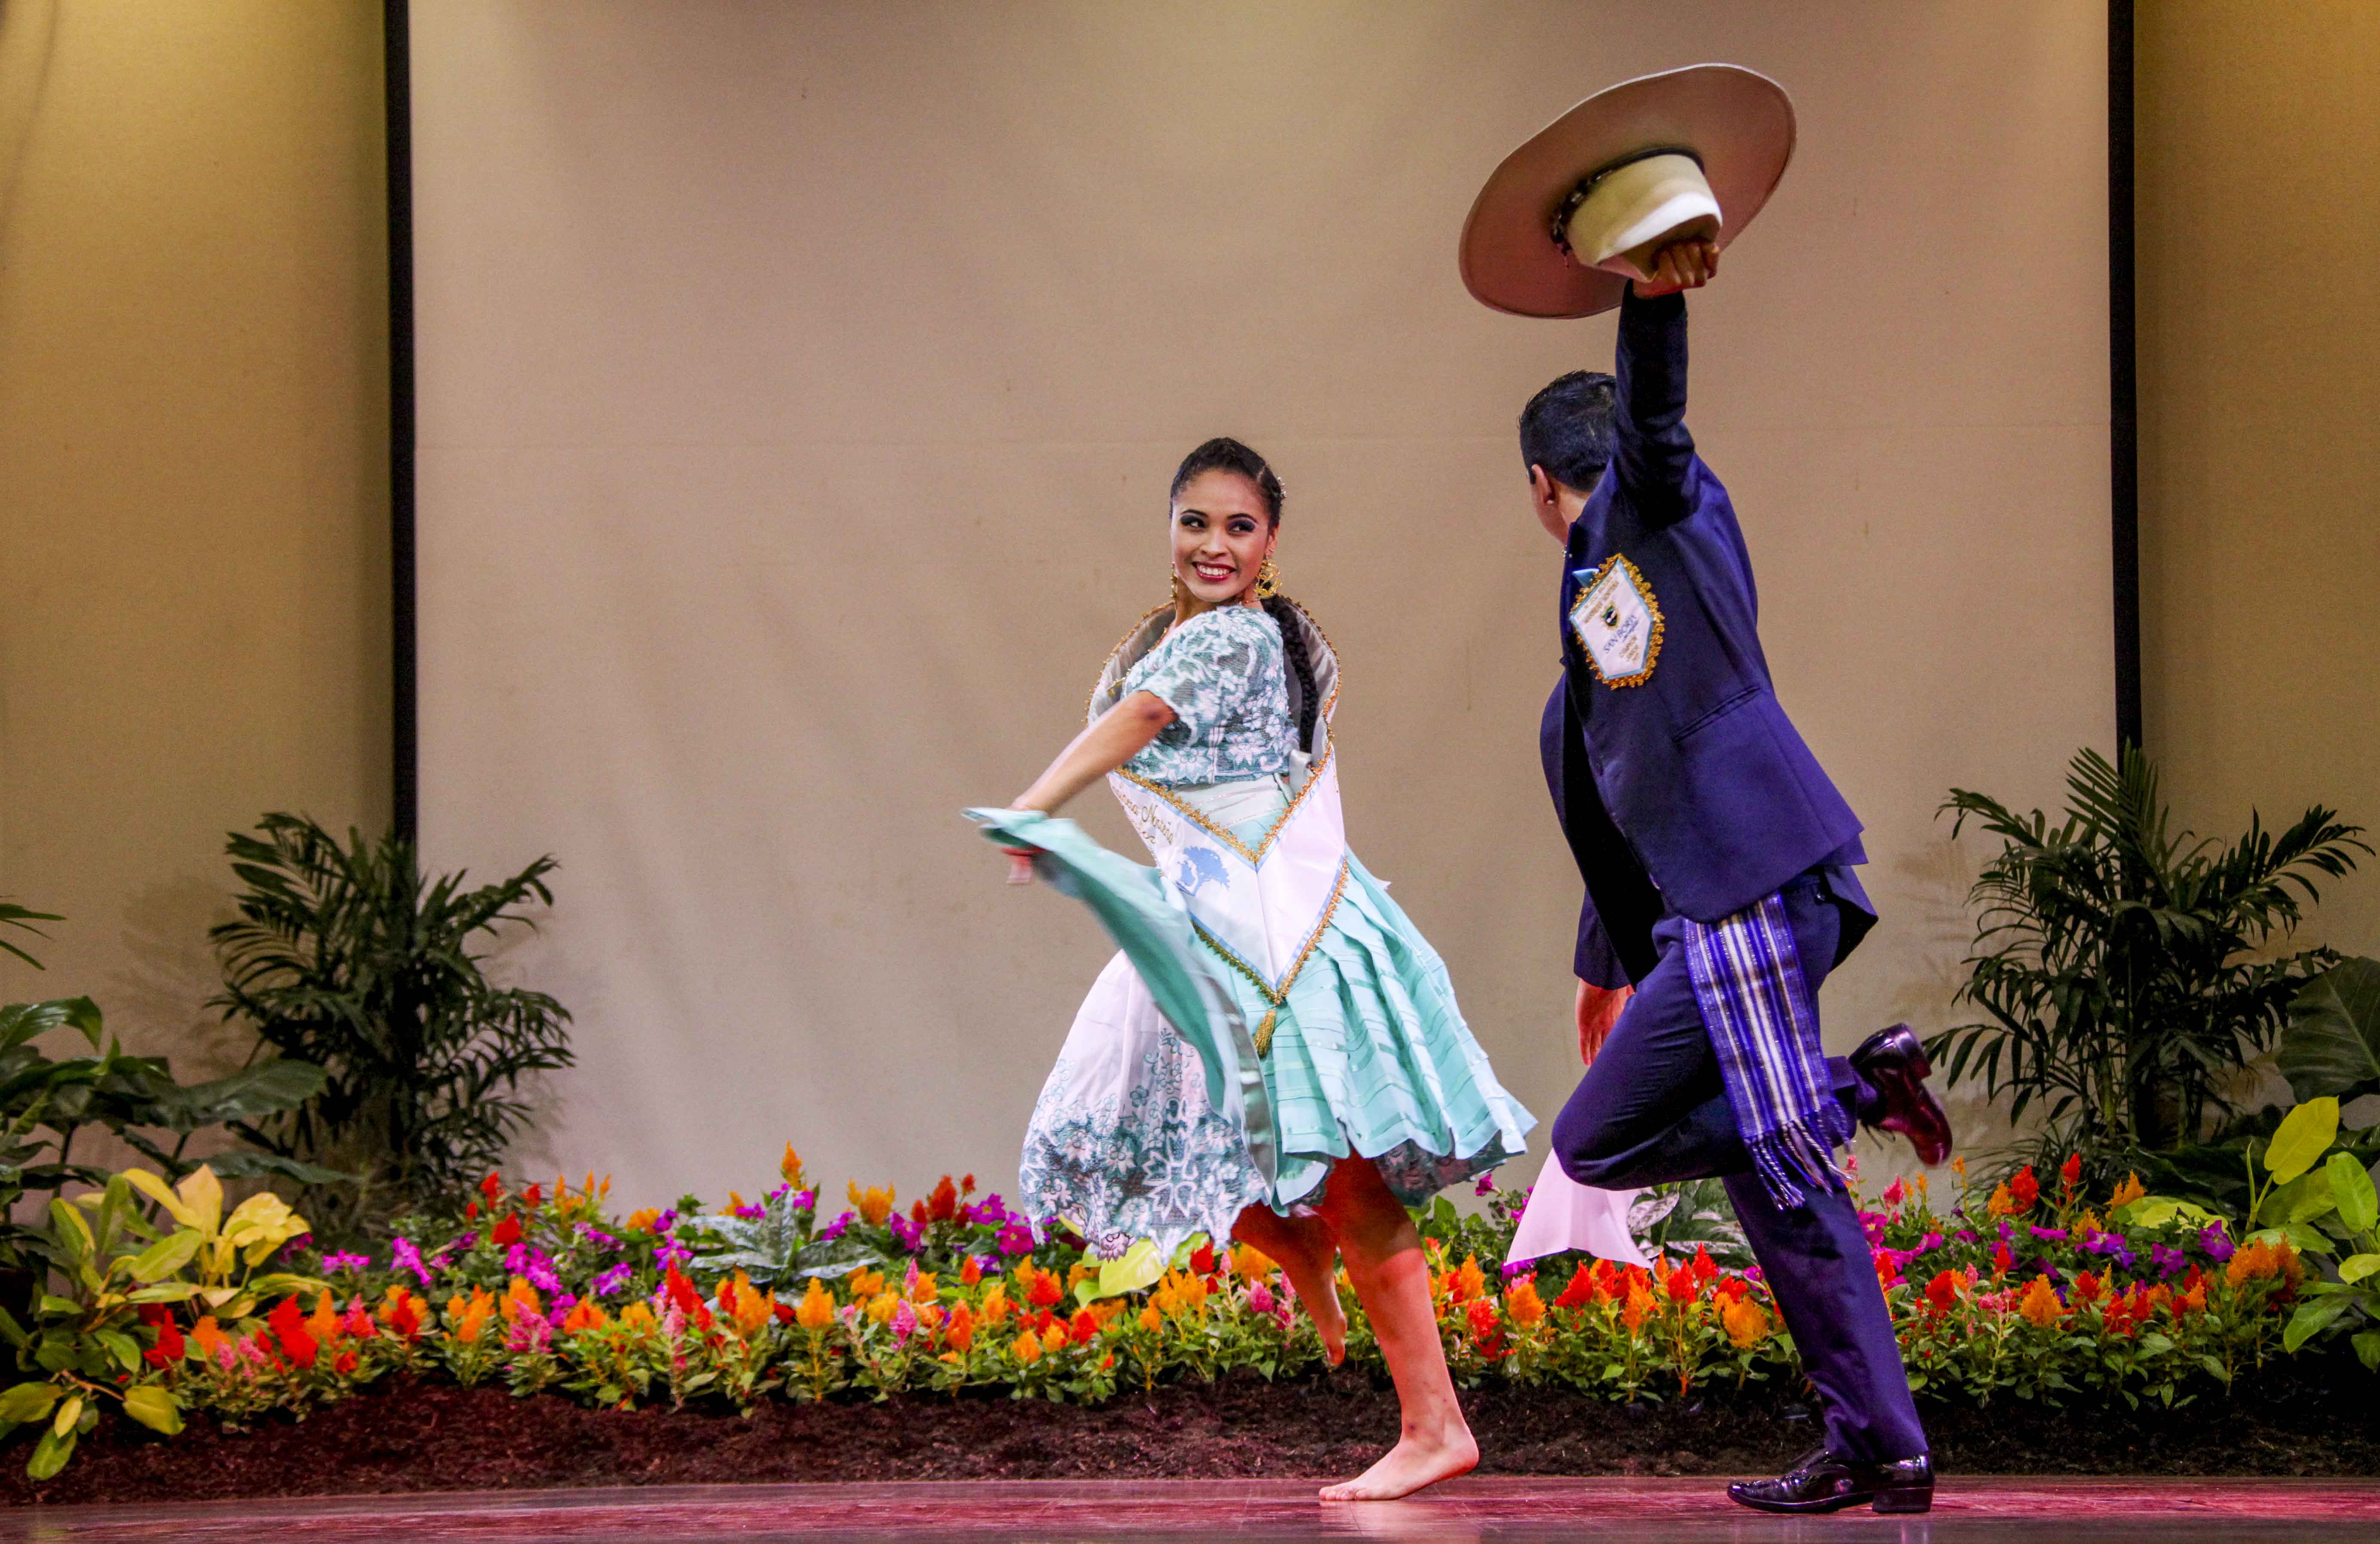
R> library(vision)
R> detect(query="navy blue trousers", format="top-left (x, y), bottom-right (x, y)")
top-left (1550, 873), bottom-right (1928, 1463)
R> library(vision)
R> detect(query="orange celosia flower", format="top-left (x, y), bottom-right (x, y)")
top-left (380, 1285), bottom-right (425, 1340)
top-left (1137, 1305), bottom-right (1162, 1333)
top-left (865, 1292), bottom-right (898, 1326)
top-left (450, 1285), bottom-right (495, 1345)
top-left (1452, 1254), bottom-right (1488, 1304)
top-left (1621, 1282), bottom-right (1656, 1332)
top-left (1041, 1323), bottom-right (1067, 1354)
top-left (1230, 1244), bottom-right (1278, 1280)
top-left (562, 1298), bottom-right (608, 1335)
top-left (945, 1302), bottom-right (976, 1352)
top-left (910, 1271), bottom-right (941, 1305)
top-left (1720, 1295), bottom-right (1770, 1348)
top-left (848, 1268), bottom-right (886, 1300)
top-left (502, 1276), bottom-right (543, 1324)
top-left (625, 1208), bottom-right (661, 1234)
top-left (2108, 1172), bottom-right (2147, 1208)
top-left (1505, 1276), bottom-right (1546, 1327)
top-left (1011, 1330), bottom-right (1043, 1365)
top-left (619, 1302), bottom-right (658, 1333)
top-left (960, 1256), bottom-right (983, 1288)
top-left (2017, 1275), bottom-right (2064, 1327)
top-left (2226, 1235), bottom-right (2301, 1287)
top-left (306, 1291), bottom-right (344, 1352)
top-left (979, 1286), bottom-right (1013, 1328)
top-left (848, 1183), bottom-right (896, 1227)
top-left (1065, 1260), bottom-right (1093, 1293)
top-left (794, 1277), bottom-right (837, 1331)
top-left (780, 1144), bottom-right (805, 1186)
top-left (1986, 1183), bottom-right (2016, 1218)
top-left (928, 1176), bottom-right (960, 1222)
top-left (192, 1314), bottom-right (228, 1364)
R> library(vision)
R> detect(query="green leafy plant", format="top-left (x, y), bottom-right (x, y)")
top-left (1933, 746), bottom-right (2366, 1178)
top-left (210, 813), bottom-right (574, 1238)
top-left (0, 901), bottom-right (61, 971)
top-left (2277, 956), bottom-right (2380, 1104)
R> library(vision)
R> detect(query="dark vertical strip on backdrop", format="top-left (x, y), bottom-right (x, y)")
top-left (386, 0), bottom-right (419, 841)
top-left (2108, 0), bottom-right (2143, 752)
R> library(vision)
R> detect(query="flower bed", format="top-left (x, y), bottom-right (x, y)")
top-left (2, 1104), bottom-right (2369, 1482)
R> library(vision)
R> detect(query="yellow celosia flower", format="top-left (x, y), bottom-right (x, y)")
top-left (795, 1277), bottom-right (836, 1331)
top-left (2108, 1172), bottom-right (2147, 1208)
top-left (910, 1271), bottom-right (941, 1305)
top-left (1066, 1260), bottom-right (1093, 1292)
top-left (1012, 1329), bottom-right (1043, 1365)
top-left (618, 1302), bottom-right (658, 1333)
top-left (1138, 1305), bottom-right (1162, 1333)
top-left (1721, 1296), bottom-right (1771, 1348)
top-left (1985, 1182), bottom-right (2017, 1218)
top-left (866, 1292), bottom-right (898, 1325)
top-left (848, 1182), bottom-right (895, 1227)
top-left (1505, 1277), bottom-right (1546, 1327)
top-left (2018, 1275), bottom-right (2064, 1327)
top-left (849, 1268), bottom-right (887, 1300)
top-left (1231, 1244), bottom-right (1278, 1280)
top-left (1041, 1323), bottom-right (1067, 1354)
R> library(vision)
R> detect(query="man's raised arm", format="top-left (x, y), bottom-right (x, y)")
top-left (1611, 238), bottom-right (1715, 527)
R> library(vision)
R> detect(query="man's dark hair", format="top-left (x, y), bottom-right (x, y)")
top-left (1518, 370), bottom-right (1617, 494)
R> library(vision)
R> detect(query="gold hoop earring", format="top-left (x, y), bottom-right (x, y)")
top-left (1252, 556), bottom-right (1281, 601)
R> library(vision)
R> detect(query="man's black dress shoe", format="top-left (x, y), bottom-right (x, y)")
top-left (1728, 1447), bottom-right (1935, 1514)
top-left (1850, 1022), bottom-right (1954, 1167)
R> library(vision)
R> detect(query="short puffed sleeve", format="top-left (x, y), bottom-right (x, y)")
top-left (1125, 608), bottom-right (1278, 745)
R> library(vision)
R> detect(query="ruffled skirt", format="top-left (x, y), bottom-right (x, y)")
top-left (1000, 785), bottom-right (1536, 1259)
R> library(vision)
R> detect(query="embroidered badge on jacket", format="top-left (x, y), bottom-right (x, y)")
top-left (1571, 554), bottom-right (1665, 687)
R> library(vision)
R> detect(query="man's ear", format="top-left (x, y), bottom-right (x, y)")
top-left (1528, 464), bottom-right (1556, 508)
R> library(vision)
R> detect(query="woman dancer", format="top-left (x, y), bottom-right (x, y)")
top-left (970, 438), bottom-right (1535, 1501)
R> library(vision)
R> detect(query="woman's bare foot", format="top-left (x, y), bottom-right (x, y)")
top-left (1318, 1426), bottom-right (1479, 1502)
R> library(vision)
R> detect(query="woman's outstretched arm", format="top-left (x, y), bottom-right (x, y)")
top-left (997, 690), bottom-right (1176, 881)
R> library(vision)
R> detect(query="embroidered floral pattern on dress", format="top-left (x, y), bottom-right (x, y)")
top-left (1019, 1028), bottom-right (1267, 1260)
top-left (1121, 607), bottom-right (1292, 786)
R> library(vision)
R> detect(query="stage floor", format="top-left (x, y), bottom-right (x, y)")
top-left (3, 1476), bottom-right (2377, 1542)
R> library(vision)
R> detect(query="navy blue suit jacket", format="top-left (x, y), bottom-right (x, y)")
top-left (1541, 287), bottom-right (1872, 987)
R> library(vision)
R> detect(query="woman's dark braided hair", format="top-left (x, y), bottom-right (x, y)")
top-left (1168, 437), bottom-right (1322, 754)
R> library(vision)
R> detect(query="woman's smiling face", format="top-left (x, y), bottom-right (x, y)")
top-left (1169, 468), bottom-right (1275, 610)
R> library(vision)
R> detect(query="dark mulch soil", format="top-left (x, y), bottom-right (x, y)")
top-left (6, 1359), bottom-right (2376, 1506)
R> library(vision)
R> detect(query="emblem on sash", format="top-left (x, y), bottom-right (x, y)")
top-left (1570, 554), bottom-right (1665, 688)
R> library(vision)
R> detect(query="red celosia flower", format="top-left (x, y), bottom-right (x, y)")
top-left (928, 1176), bottom-right (960, 1223)
top-left (1715, 1275), bottom-right (1751, 1304)
top-left (333, 1350), bottom-right (358, 1375)
top-left (1190, 1241), bottom-right (1217, 1276)
top-left (961, 1174), bottom-right (977, 1195)
top-left (1465, 1297), bottom-right (1505, 1358)
top-left (465, 1200), bottom-right (480, 1220)
top-left (342, 1301), bottom-right (377, 1339)
top-left (1070, 1308), bottom-right (1098, 1344)
top-left (481, 1171), bottom-right (504, 1201)
top-left (1924, 1269), bottom-right (1960, 1317)
top-left (911, 1199), bottom-right (930, 1230)
top-left (2070, 1271), bottom-right (2105, 1308)
top-left (1553, 1261), bottom-right (1599, 1310)
top-left (1991, 1241), bottom-right (2014, 1273)
top-left (523, 1182), bottom-right (542, 1207)
top-left (1873, 1248), bottom-right (1903, 1289)
top-left (2009, 1166), bottom-right (2040, 1211)
top-left (382, 1287), bottom-right (425, 1339)
top-left (1026, 1269), bottom-right (1065, 1309)
top-left (1665, 1264), bottom-right (1700, 1303)
top-left (666, 1266), bottom-right (706, 1317)
top-left (491, 1214), bottom-right (523, 1247)
top-left (268, 1295), bottom-right (319, 1368)
top-left (1690, 1246), bottom-right (1718, 1286)
top-left (772, 1300), bottom-right (796, 1325)
top-left (2060, 1153), bottom-right (2082, 1195)
top-left (143, 1319), bottom-right (186, 1368)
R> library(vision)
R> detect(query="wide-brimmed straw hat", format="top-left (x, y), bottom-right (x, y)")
top-left (1459, 64), bottom-right (1795, 319)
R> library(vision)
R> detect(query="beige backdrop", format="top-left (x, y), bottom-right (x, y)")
top-left (411, 0), bottom-right (2113, 1211)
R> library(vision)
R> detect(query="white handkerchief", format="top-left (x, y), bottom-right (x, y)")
top-left (1507, 1152), bottom-right (1651, 1270)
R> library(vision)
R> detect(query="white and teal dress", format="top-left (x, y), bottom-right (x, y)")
top-left (972, 601), bottom-right (1535, 1259)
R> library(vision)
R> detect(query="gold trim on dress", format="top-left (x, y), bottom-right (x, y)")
top-left (1190, 858), bottom-right (1351, 1057)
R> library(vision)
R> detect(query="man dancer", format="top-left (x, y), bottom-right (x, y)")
top-left (1521, 235), bottom-right (1952, 1516)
